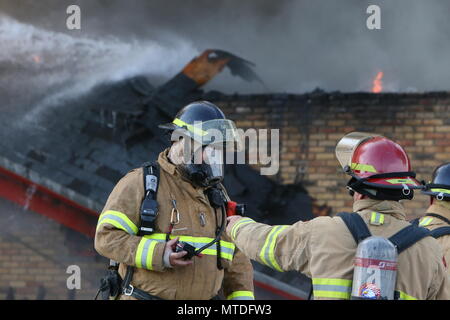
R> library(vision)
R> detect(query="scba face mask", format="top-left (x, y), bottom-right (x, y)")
top-left (180, 144), bottom-right (225, 188)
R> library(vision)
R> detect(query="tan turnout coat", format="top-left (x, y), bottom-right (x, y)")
top-left (95, 149), bottom-right (254, 300)
top-left (419, 204), bottom-right (450, 277)
top-left (228, 199), bottom-right (449, 300)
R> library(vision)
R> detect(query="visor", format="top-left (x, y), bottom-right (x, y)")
top-left (335, 132), bottom-right (381, 170)
top-left (202, 145), bottom-right (224, 181)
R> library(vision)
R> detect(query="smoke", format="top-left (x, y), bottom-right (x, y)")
top-left (0, 14), bottom-right (197, 124)
top-left (1, 0), bottom-right (450, 100)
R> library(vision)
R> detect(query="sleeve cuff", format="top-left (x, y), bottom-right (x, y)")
top-left (135, 238), bottom-right (166, 272)
top-left (227, 291), bottom-right (255, 300)
top-left (229, 218), bottom-right (256, 241)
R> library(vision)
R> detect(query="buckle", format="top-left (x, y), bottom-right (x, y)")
top-left (402, 184), bottom-right (411, 196)
top-left (123, 284), bottom-right (134, 296)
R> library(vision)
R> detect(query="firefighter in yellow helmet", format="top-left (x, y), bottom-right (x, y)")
top-left (227, 132), bottom-right (450, 300)
top-left (415, 162), bottom-right (450, 275)
top-left (95, 101), bottom-right (254, 300)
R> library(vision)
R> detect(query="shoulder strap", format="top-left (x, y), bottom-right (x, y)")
top-left (430, 226), bottom-right (450, 239)
top-left (121, 162), bottom-right (160, 296)
top-left (409, 218), bottom-right (420, 226)
top-left (142, 161), bottom-right (159, 194)
top-left (338, 212), bottom-right (432, 254)
top-left (139, 161), bottom-right (160, 236)
top-left (425, 213), bottom-right (450, 226)
top-left (337, 212), bottom-right (372, 244)
top-left (388, 225), bottom-right (431, 254)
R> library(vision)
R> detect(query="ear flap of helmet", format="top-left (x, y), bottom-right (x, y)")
top-left (347, 177), bottom-right (415, 201)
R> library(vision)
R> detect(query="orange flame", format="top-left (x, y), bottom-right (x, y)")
top-left (32, 55), bottom-right (41, 64)
top-left (372, 71), bottom-right (383, 93)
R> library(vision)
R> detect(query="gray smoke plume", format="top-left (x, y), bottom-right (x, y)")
top-left (1, 0), bottom-right (450, 100)
top-left (0, 13), bottom-right (197, 125)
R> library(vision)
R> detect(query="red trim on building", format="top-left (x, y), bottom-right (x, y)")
top-left (254, 280), bottom-right (304, 300)
top-left (0, 166), bottom-right (98, 238)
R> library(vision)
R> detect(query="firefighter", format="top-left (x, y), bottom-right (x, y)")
top-left (95, 101), bottom-right (254, 300)
top-left (418, 162), bottom-right (450, 275)
top-left (227, 132), bottom-right (450, 300)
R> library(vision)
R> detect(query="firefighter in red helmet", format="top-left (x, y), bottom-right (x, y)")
top-left (227, 132), bottom-right (450, 300)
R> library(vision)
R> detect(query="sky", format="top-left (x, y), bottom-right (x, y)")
top-left (1, 0), bottom-right (450, 98)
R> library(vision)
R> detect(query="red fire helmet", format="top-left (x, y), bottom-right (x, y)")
top-left (336, 132), bottom-right (422, 199)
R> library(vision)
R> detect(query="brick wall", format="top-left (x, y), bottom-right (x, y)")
top-left (214, 91), bottom-right (450, 219)
top-left (0, 197), bottom-right (107, 300)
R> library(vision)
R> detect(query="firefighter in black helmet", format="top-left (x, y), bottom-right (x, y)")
top-left (417, 162), bottom-right (450, 274)
top-left (95, 100), bottom-right (254, 300)
top-left (159, 100), bottom-right (241, 188)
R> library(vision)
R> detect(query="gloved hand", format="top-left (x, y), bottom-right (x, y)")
top-left (163, 237), bottom-right (193, 268)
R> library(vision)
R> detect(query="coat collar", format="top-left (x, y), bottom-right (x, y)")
top-left (157, 148), bottom-right (210, 205)
top-left (353, 199), bottom-right (407, 220)
top-left (157, 148), bottom-right (177, 176)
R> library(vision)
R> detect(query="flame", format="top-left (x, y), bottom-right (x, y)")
top-left (372, 71), bottom-right (383, 93)
top-left (32, 54), bottom-right (41, 64)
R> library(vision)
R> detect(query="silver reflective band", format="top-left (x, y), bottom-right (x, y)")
top-left (98, 214), bottom-right (137, 235)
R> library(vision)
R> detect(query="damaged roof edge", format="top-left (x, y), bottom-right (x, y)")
top-left (0, 154), bottom-right (103, 214)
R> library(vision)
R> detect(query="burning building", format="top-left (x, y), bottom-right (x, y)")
top-left (1, 2), bottom-right (450, 300)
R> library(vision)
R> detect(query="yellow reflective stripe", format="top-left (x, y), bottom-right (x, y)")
top-left (145, 234), bottom-right (235, 249)
top-left (259, 225), bottom-right (288, 272)
top-left (201, 248), bottom-right (234, 261)
top-left (385, 178), bottom-right (417, 185)
top-left (135, 238), bottom-right (158, 270)
top-left (231, 218), bottom-right (256, 240)
top-left (312, 278), bottom-right (352, 286)
top-left (397, 291), bottom-right (417, 300)
top-left (227, 291), bottom-right (255, 300)
top-left (312, 278), bottom-right (352, 300)
top-left (430, 188), bottom-right (450, 194)
top-left (370, 212), bottom-right (384, 225)
top-left (419, 217), bottom-right (433, 227)
top-left (143, 233), bottom-right (235, 261)
top-left (173, 118), bottom-right (208, 136)
top-left (351, 163), bottom-right (377, 173)
top-left (97, 210), bottom-right (138, 235)
top-left (313, 290), bottom-right (351, 299)
top-left (219, 240), bottom-right (235, 250)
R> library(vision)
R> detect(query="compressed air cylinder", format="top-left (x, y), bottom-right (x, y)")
top-left (351, 236), bottom-right (398, 300)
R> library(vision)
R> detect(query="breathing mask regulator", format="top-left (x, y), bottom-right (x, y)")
top-left (178, 143), bottom-right (225, 189)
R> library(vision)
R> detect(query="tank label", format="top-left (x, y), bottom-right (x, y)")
top-left (354, 257), bottom-right (397, 271)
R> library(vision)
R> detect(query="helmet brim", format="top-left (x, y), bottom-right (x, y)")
top-left (421, 185), bottom-right (450, 199)
top-left (364, 176), bottom-right (422, 189)
top-left (158, 122), bottom-right (179, 130)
